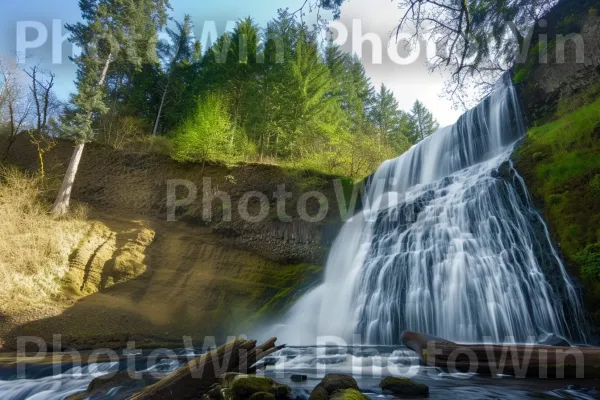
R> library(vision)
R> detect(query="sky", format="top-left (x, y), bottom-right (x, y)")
top-left (0, 0), bottom-right (463, 126)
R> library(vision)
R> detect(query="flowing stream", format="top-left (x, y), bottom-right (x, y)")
top-left (273, 75), bottom-right (587, 345)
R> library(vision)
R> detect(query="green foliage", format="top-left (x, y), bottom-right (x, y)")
top-left (517, 93), bottom-right (600, 294)
top-left (575, 244), bottom-right (600, 282)
top-left (409, 99), bottom-right (439, 143)
top-left (65, 6), bottom-right (440, 180)
top-left (171, 94), bottom-right (242, 163)
top-left (590, 175), bottom-right (600, 196)
top-left (512, 68), bottom-right (528, 85)
top-left (62, 0), bottom-right (171, 141)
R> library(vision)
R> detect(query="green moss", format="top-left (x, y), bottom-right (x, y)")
top-left (330, 389), bottom-right (370, 400)
top-left (575, 244), bottom-right (600, 281)
top-left (231, 376), bottom-right (275, 397)
top-left (249, 392), bottom-right (276, 400)
top-left (516, 94), bottom-right (600, 325)
top-left (512, 68), bottom-right (528, 85)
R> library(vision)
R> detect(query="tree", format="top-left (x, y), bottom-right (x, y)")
top-left (25, 65), bottom-right (57, 135)
top-left (0, 55), bottom-right (31, 159)
top-left (171, 93), bottom-right (235, 168)
top-left (52, 0), bottom-right (170, 216)
top-left (409, 99), bottom-right (439, 143)
top-left (25, 65), bottom-right (59, 177)
top-left (370, 84), bottom-right (403, 140)
top-left (319, 0), bottom-right (558, 107)
top-left (152, 14), bottom-right (199, 135)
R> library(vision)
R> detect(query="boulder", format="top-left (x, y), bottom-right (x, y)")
top-left (309, 374), bottom-right (360, 400)
top-left (249, 392), bottom-right (276, 400)
top-left (319, 373), bottom-right (359, 394)
top-left (231, 376), bottom-right (283, 398)
top-left (330, 389), bottom-right (370, 400)
top-left (309, 384), bottom-right (330, 400)
top-left (212, 374), bottom-right (289, 400)
top-left (379, 376), bottom-right (429, 397)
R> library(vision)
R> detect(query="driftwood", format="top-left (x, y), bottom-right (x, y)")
top-left (129, 337), bottom-right (284, 400)
top-left (401, 331), bottom-right (600, 379)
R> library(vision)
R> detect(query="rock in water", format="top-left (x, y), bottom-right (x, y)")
top-left (231, 375), bottom-right (290, 400)
top-left (379, 377), bottom-right (429, 397)
top-left (309, 374), bottom-right (360, 400)
top-left (290, 374), bottom-right (308, 382)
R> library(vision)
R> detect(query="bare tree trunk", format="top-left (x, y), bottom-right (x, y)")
top-left (51, 142), bottom-right (85, 215)
top-left (152, 77), bottom-right (170, 135)
top-left (52, 55), bottom-right (111, 216)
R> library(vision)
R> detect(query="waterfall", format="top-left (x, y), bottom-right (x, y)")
top-left (274, 75), bottom-right (587, 345)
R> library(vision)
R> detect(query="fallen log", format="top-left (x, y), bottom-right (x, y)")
top-left (129, 337), bottom-right (284, 400)
top-left (401, 331), bottom-right (600, 379)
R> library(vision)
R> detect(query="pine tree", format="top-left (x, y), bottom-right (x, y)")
top-left (409, 99), bottom-right (439, 143)
top-left (52, 0), bottom-right (170, 215)
top-left (370, 84), bottom-right (402, 139)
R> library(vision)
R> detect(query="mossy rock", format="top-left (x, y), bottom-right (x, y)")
top-left (220, 372), bottom-right (243, 387)
top-left (248, 392), bottom-right (276, 400)
top-left (330, 389), bottom-right (370, 400)
top-left (230, 375), bottom-right (290, 400)
top-left (309, 384), bottom-right (330, 400)
top-left (319, 374), bottom-right (359, 394)
top-left (379, 376), bottom-right (429, 397)
top-left (231, 376), bottom-right (275, 397)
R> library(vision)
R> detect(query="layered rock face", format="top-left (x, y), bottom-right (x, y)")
top-left (2, 138), bottom-right (352, 349)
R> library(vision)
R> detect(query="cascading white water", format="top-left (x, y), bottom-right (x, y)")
top-left (274, 75), bottom-right (587, 345)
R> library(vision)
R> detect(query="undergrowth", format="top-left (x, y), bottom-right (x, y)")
top-left (0, 167), bottom-right (90, 326)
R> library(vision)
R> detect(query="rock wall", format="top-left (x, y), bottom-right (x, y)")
top-left (2, 138), bottom-right (351, 349)
top-left (9, 137), bottom-right (350, 265)
top-left (514, 0), bottom-right (600, 125)
top-left (512, 0), bottom-right (600, 339)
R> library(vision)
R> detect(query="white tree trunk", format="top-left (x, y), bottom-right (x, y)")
top-left (51, 55), bottom-right (111, 216)
top-left (51, 142), bottom-right (84, 215)
top-left (152, 78), bottom-right (169, 135)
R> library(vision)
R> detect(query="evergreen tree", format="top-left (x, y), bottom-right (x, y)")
top-left (370, 84), bottom-right (403, 141)
top-left (52, 0), bottom-right (170, 215)
top-left (409, 99), bottom-right (439, 143)
top-left (152, 14), bottom-right (199, 135)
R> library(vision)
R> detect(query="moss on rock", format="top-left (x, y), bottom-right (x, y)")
top-left (228, 375), bottom-right (290, 400)
top-left (330, 389), bottom-right (370, 400)
top-left (248, 392), bottom-right (276, 400)
top-left (515, 96), bottom-right (600, 329)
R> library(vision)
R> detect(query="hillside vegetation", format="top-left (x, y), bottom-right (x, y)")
top-left (0, 168), bottom-right (90, 341)
top-left (517, 88), bottom-right (600, 325)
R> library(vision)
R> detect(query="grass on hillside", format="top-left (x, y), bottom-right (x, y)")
top-left (518, 94), bottom-right (600, 320)
top-left (0, 167), bottom-right (90, 330)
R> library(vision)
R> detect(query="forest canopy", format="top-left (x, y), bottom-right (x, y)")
top-left (61, 9), bottom-right (440, 179)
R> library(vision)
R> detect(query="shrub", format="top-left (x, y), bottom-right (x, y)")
top-left (171, 93), bottom-right (236, 163)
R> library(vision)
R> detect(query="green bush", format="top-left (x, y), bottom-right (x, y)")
top-left (171, 93), bottom-right (243, 163)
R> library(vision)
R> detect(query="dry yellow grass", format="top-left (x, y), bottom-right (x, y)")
top-left (0, 167), bottom-right (90, 327)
